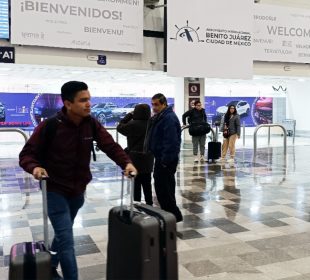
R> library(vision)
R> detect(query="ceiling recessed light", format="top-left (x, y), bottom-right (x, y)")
top-left (70, 71), bottom-right (84, 74)
top-left (134, 73), bottom-right (148, 77)
top-left (0, 68), bottom-right (11, 71)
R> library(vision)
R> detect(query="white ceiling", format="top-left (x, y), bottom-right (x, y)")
top-left (0, 64), bottom-right (178, 95)
top-left (0, 63), bottom-right (309, 95)
top-left (0, 64), bottom-right (177, 83)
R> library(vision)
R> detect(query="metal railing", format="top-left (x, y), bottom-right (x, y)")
top-left (0, 128), bottom-right (29, 143)
top-left (0, 128), bottom-right (31, 209)
top-left (253, 124), bottom-right (287, 158)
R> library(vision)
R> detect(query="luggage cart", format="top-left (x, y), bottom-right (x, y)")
top-left (282, 119), bottom-right (296, 137)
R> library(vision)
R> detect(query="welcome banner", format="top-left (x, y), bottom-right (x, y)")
top-left (167, 0), bottom-right (253, 79)
top-left (253, 4), bottom-right (310, 63)
top-left (11, 0), bottom-right (143, 53)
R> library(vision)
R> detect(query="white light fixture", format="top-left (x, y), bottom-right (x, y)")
top-left (134, 73), bottom-right (148, 77)
top-left (70, 71), bottom-right (84, 74)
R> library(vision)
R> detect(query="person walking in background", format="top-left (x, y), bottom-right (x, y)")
top-left (146, 93), bottom-right (183, 222)
top-left (220, 105), bottom-right (241, 163)
top-left (19, 81), bottom-right (136, 280)
top-left (182, 100), bottom-right (209, 162)
top-left (117, 104), bottom-right (154, 206)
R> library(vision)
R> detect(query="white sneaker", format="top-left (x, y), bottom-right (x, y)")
top-left (194, 157), bottom-right (199, 162)
top-left (200, 155), bottom-right (205, 162)
top-left (227, 158), bottom-right (234, 163)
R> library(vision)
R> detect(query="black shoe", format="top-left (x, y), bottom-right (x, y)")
top-left (176, 215), bottom-right (183, 223)
top-left (52, 267), bottom-right (63, 280)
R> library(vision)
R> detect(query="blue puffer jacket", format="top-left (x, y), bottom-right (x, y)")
top-left (148, 106), bottom-right (181, 165)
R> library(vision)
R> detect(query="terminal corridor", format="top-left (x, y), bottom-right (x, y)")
top-left (0, 145), bottom-right (310, 280)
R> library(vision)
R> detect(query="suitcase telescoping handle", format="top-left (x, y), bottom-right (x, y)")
top-left (120, 172), bottom-right (136, 219)
top-left (40, 177), bottom-right (49, 250)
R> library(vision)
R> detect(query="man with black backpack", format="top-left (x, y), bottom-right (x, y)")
top-left (182, 100), bottom-right (210, 162)
top-left (19, 81), bottom-right (136, 280)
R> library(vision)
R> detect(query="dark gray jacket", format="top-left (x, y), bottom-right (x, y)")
top-left (220, 114), bottom-right (241, 136)
top-left (182, 108), bottom-right (207, 125)
top-left (117, 105), bottom-right (154, 174)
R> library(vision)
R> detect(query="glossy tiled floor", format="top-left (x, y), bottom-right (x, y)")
top-left (1, 144), bottom-right (310, 280)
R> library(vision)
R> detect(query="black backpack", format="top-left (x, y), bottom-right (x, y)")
top-left (39, 116), bottom-right (97, 163)
top-left (188, 122), bottom-right (211, 136)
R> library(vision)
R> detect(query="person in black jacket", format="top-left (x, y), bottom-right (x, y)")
top-left (117, 104), bottom-right (154, 205)
top-left (146, 93), bottom-right (183, 222)
top-left (182, 100), bottom-right (208, 162)
top-left (19, 81), bottom-right (136, 280)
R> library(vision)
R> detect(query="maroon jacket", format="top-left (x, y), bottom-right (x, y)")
top-left (19, 109), bottom-right (131, 197)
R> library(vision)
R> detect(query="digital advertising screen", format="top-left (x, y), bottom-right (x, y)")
top-left (205, 96), bottom-right (273, 127)
top-left (0, 92), bottom-right (175, 128)
top-left (0, 0), bottom-right (9, 39)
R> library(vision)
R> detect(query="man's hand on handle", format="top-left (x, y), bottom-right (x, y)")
top-left (124, 163), bottom-right (137, 177)
top-left (33, 167), bottom-right (49, 180)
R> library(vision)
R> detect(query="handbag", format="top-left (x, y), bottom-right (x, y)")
top-left (223, 127), bottom-right (230, 139)
top-left (189, 122), bottom-right (211, 136)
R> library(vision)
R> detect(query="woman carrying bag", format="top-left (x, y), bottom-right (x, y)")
top-left (220, 105), bottom-right (241, 163)
top-left (117, 104), bottom-right (154, 205)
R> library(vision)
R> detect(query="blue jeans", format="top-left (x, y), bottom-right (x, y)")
top-left (47, 192), bottom-right (85, 280)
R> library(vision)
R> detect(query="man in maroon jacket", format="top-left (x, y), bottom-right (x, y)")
top-left (19, 81), bottom-right (136, 280)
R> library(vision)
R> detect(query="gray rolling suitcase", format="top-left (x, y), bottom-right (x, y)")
top-left (134, 204), bottom-right (178, 280)
top-left (106, 175), bottom-right (160, 280)
top-left (107, 174), bottom-right (179, 280)
top-left (9, 178), bottom-right (52, 280)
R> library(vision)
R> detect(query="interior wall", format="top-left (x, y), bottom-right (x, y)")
top-left (0, 37), bottom-right (164, 71)
top-left (259, 0), bottom-right (310, 8)
top-left (286, 81), bottom-right (310, 133)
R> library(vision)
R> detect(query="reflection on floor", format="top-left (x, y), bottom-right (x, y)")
top-left (1, 146), bottom-right (310, 280)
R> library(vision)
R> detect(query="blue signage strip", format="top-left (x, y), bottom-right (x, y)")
top-left (0, 0), bottom-right (9, 39)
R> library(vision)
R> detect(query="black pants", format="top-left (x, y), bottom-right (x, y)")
top-left (153, 160), bottom-right (183, 222)
top-left (134, 173), bottom-right (153, 205)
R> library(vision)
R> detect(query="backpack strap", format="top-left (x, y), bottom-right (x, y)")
top-left (91, 118), bottom-right (97, 162)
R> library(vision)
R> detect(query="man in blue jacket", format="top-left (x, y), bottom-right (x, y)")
top-left (147, 93), bottom-right (183, 222)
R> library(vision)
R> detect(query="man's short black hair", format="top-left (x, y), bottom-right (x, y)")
top-left (152, 93), bottom-right (167, 106)
top-left (61, 81), bottom-right (88, 103)
top-left (194, 100), bottom-right (201, 106)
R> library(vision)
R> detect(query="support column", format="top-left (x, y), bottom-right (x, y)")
top-left (183, 78), bottom-right (205, 147)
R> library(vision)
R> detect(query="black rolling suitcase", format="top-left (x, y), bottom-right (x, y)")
top-left (9, 178), bottom-right (52, 280)
top-left (106, 174), bottom-right (178, 280)
top-left (208, 124), bottom-right (221, 162)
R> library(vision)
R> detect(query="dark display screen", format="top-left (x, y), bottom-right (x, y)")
top-left (0, 0), bottom-right (9, 39)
